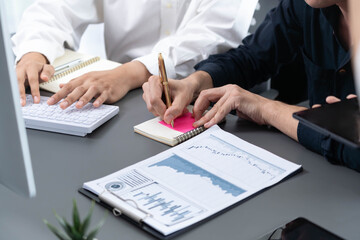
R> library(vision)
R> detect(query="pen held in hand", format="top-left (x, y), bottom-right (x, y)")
top-left (158, 53), bottom-right (174, 128)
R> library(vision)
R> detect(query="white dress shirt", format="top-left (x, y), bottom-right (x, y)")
top-left (12, 0), bottom-right (258, 79)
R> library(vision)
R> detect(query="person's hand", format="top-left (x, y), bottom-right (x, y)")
top-left (312, 94), bottom-right (357, 108)
top-left (47, 61), bottom-right (150, 109)
top-left (142, 76), bottom-right (195, 124)
top-left (47, 69), bottom-right (128, 109)
top-left (142, 71), bottom-right (213, 124)
top-left (193, 84), bottom-right (269, 128)
top-left (16, 52), bottom-right (55, 106)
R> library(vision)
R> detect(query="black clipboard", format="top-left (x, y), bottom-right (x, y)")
top-left (293, 98), bottom-right (360, 148)
top-left (78, 166), bottom-right (303, 240)
top-left (78, 188), bottom-right (172, 240)
top-left (78, 187), bottom-right (239, 240)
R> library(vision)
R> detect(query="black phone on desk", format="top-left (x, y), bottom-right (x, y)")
top-left (256, 217), bottom-right (344, 240)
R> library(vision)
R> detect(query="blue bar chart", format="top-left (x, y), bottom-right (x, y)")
top-left (121, 182), bottom-right (204, 226)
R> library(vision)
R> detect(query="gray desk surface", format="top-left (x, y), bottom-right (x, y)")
top-left (1, 89), bottom-right (359, 240)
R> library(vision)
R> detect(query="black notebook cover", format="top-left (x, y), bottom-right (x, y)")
top-left (293, 98), bottom-right (360, 148)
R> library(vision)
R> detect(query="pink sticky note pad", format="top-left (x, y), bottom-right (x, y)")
top-left (159, 112), bottom-right (195, 133)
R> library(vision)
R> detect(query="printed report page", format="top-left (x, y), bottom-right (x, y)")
top-left (83, 125), bottom-right (301, 236)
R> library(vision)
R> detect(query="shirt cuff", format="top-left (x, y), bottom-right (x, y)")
top-left (134, 53), bottom-right (177, 79)
top-left (298, 120), bottom-right (360, 171)
top-left (298, 122), bottom-right (344, 165)
top-left (13, 40), bottom-right (64, 64)
top-left (194, 61), bottom-right (225, 88)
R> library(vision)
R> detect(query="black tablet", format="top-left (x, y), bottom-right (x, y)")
top-left (293, 98), bottom-right (360, 148)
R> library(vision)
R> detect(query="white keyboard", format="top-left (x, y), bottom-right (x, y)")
top-left (22, 94), bottom-right (119, 136)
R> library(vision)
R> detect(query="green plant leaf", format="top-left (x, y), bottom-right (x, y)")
top-left (85, 211), bottom-right (108, 240)
top-left (72, 199), bottom-right (81, 231)
top-left (53, 211), bottom-right (73, 237)
top-left (70, 229), bottom-right (83, 240)
top-left (43, 219), bottom-right (71, 240)
top-left (79, 200), bottom-right (95, 235)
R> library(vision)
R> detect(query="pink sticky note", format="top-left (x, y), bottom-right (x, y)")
top-left (159, 112), bottom-right (195, 133)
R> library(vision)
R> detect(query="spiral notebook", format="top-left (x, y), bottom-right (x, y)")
top-left (39, 49), bottom-right (120, 93)
top-left (134, 111), bottom-right (210, 146)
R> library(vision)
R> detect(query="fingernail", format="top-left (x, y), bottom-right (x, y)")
top-left (193, 121), bottom-right (199, 127)
top-left (60, 101), bottom-right (69, 108)
top-left (34, 96), bottom-right (40, 103)
top-left (20, 98), bottom-right (25, 106)
top-left (47, 97), bottom-right (55, 105)
top-left (77, 101), bottom-right (84, 107)
top-left (165, 114), bottom-right (174, 124)
top-left (93, 100), bottom-right (100, 107)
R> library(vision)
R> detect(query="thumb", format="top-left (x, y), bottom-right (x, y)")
top-left (164, 96), bottom-right (188, 124)
top-left (40, 64), bottom-right (54, 82)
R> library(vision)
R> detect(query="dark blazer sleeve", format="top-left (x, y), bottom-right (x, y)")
top-left (298, 123), bottom-right (360, 172)
top-left (195, 0), bottom-right (360, 171)
top-left (194, 0), bottom-right (305, 89)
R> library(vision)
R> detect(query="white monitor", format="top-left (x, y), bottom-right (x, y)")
top-left (0, 1), bottom-right (36, 197)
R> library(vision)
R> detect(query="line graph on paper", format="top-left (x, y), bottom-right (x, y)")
top-left (120, 182), bottom-right (205, 226)
top-left (181, 134), bottom-right (286, 188)
top-left (143, 154), bottom-right (246, 209)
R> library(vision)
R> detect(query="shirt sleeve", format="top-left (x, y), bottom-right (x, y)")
top-left (195, 0), bottom-right (305, 89)
top-left (12, 0), bottom-right (103, 64)
top-left (135, 0), bottom-right (258, 79)
top-left (298, 123), bottom-right (360, 172)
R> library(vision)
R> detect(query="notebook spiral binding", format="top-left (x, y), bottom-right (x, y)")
top-left (175, 126), bottom-right (206, 145)
top-left (40, 56), bottom-right (100, 86)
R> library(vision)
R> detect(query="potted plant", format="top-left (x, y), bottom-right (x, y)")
top-left (44, 199), bottom-right (107, 240)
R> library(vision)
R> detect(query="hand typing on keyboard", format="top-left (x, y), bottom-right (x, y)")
top-left (22, 94), bottom-right (119, 136)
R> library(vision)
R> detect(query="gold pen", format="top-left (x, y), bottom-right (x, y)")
top-left (158, 53), bottom-right (174, 128)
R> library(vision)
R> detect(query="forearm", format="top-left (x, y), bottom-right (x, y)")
top-left (115, 61), bottom-right (151, 91)
top-left (135, 0), bottom-right (255, 79)
top-left (261, 100), bottom-right (307, 141)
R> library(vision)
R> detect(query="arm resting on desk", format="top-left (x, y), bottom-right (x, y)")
top-left (298, 123), bottom-right (360, 172)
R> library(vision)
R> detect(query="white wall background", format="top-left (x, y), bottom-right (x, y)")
top-left (8, 0), bottom-right (106, 59)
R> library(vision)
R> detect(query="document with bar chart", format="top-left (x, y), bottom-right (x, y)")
top-left (82, 125), bottom-right (301, 238)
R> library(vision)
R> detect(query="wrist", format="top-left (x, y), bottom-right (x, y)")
top-left (260, 99), bottom-right (307, 141)
top-left (20, 52), bottom-right (48, 64)
top-left (261, 100), bottom-right (281, 127)
top-left (116, 61), bottom-right (151, 90)
top-left (184, 71), bottom-right (214, 98)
